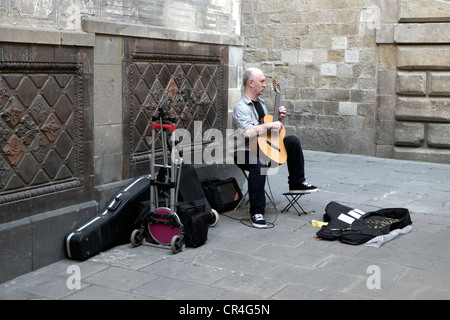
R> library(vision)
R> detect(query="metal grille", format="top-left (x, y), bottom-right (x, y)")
top-left (129, 53), bottom-right (224, 163)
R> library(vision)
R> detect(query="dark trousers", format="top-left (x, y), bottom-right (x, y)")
top-left (236, 135), bottom-right (305, 215)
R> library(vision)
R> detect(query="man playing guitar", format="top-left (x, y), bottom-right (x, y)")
top-left (232, 67), bottom-right (318, 228)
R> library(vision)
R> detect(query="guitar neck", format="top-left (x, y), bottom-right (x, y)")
top-left (273, 91), bottom-right (280, 122)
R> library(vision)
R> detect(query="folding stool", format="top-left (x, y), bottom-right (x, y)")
top-left (281, 192), bottom-right (307, 215)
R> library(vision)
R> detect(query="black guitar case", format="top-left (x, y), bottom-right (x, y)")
top-left (316, 202), bottom-right (412, 245)
top-left (65, 176), bottom-right (150, 260)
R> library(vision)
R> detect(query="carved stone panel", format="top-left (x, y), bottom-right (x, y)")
top-left (0, 62), bottom-right (84, 206)
top-left (129, 52), bottom-right (225, 166)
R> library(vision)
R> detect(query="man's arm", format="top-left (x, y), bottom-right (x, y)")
top-left (243, 121), bottom-right (282, 138)
top-left (243, 105), bottom-right (286, 138)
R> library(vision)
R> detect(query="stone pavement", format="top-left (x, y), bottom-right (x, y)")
top-left (1, 150), bottom-right (449, 301)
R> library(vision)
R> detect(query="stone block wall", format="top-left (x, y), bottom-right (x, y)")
top-left (377, 0), bottom-right (450, 163)
top-left (241, 0), bottom-right (450, 164)
top-left (0, 0), bottom-right (241, 34)
top-left (241, 0), bottom-right (380, 156)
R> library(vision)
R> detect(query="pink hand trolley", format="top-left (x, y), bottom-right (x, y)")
top-left (130, 108), bottom-right (185, 253)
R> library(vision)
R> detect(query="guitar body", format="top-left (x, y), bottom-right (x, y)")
top-left (256, 80), bottom-right (288, 165)
top-left (257, 114), bottom-right (288, 164)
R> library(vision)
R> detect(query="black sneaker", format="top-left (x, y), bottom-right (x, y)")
top-left (251, 214), bottom-right (267, 228)
top-left (289, 181), bottom-right (319, 194)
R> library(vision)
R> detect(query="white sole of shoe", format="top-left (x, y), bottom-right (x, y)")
top-left (289, 188), bottom-right (319, 194)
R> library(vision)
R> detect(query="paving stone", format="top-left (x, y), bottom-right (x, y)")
top-left (133, 276), bottom-right (224, 300)
top-left (1, 151), bottom-right (449, 302)
top-left (212, 273), bottom-right (288, 299)
top-left (84, 267), bottom-right (156, 292)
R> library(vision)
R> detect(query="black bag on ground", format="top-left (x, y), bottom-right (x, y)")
top-left (201, 178), bottom-right (243, 213)
top-left (176, 201), bottom-right (210, 248)
top-left (177, 164), bottom-right (215, 246)
top-left (316, 201), bottom-right (412, 245)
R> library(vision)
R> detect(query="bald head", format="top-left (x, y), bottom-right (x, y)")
top-left (243, 67), bottom-right (264, 88)
top-left (243, 67), bottom-right (267, 100)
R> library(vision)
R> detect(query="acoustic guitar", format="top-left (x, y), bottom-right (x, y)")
top-left (256, 80), bottom-right (287, 164)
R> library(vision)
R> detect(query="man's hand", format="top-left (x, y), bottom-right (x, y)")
top-left (278, 106), bottom-right (287, 121)
top-left (267, 121), bottom-right (282, 132)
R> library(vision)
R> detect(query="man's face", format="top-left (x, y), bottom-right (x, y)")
top-left (251, 71), bottom-right (267, 97)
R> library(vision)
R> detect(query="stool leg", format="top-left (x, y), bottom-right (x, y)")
top-left (281, 194), bottom-right (293, 213)
top-left (282, 193), bottom-right (307, 215)
top-left (235, 167), bottom-right (276, 211)
top-left (234, 190), bottom-right (248, 210)
top-left (291, 194), bottom-right (307, 215)
top-left (235, 169), bottom-right (249, 210)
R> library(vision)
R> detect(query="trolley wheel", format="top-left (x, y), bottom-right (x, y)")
top-left (209, 209), bottom-right (219, 227)
top-left (170, 235), bottom-right (183, 254)
top-left (131, 229), bottom-right (144, 247)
